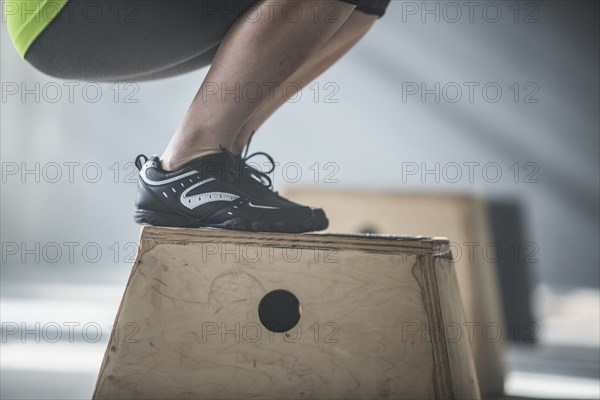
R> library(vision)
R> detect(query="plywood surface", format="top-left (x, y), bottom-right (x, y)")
top-left (94, 227), bottom-right (479, 399)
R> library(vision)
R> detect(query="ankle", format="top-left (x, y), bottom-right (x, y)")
top-left (160, 148), bottom-right (221, 171)
top-left (230, 144), bottom-right (244, 156)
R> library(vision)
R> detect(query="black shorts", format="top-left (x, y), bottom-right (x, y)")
top-left (26, 0), bottom-right (391, 82)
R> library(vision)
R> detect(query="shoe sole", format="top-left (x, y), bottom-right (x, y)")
top-left (134, 209), bottom-right (319, 234)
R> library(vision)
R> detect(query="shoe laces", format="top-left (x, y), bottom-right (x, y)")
top-left (220, 145), bottom-right (275, 189)
top-left (242, 151), bottom-right (275, 188)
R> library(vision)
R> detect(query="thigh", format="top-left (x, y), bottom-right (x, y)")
top-left (120, 42), bottom-right (220, 82)
top-left (25, 0), bottom-right (258, 81)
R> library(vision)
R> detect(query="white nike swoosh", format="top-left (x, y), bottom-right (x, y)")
top-left (248, 201), bottom-right (279, 210)
top-left (180, 178), bottom-right (239, 210)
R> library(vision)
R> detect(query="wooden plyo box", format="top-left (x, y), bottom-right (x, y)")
top-left (94, 227), bottom-right (480, 399)
top-left (283, 189), bottom-right (505, 397)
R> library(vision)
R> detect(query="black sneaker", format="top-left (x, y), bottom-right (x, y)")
top-left (237, 151), bottom-right (329, 231)
top-left (133, 150), bottom-right (327, 233)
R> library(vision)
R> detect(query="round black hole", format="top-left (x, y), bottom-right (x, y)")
top-left (258, 289), bottom-right (301, 333)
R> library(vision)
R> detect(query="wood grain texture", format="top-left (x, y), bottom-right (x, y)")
top-left (283, 189), bottom-right (505, 396)
top-left (431, 256), bottom-right (481, 399)
top-left (94, 227), bottom-right (479, 399)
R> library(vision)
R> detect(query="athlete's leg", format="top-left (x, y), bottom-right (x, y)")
top-left (231, 11), bottom-right (377, 154)
top-left (160, 0), bottom-right (356, 171)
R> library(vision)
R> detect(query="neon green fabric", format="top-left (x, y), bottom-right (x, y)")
top-left (5, 0), bottom-right (69, 57)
